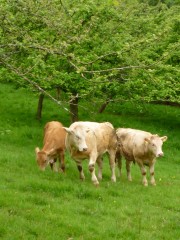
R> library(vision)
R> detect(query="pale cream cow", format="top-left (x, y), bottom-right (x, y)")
top-left (35, 121), bottom-right (66, 172)
top-left (116, 128), bottom-right (167, 186)
top-left (64, 121), bottom-right (117, 186)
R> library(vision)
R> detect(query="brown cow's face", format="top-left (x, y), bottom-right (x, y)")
top-left (145, 135), bottom-right (167, 158)
top-left (35, 148), bottom-right (48, 171)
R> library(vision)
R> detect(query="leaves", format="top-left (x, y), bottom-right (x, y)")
top-left (0, 0), bottom-right (179, 107)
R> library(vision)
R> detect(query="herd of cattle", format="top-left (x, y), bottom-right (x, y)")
top-left (35, 121), bottom-right (167, 186)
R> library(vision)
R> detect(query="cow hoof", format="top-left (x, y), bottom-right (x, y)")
top-left (58, 168), bottom-right (64, 173)
top-left (80, 174), bottom-right (85, 181)
top-left (98, 175), bottom-right (102, 181)
top-left (151, 182), bottom-right (156, 186)
top-left (111, 177), bottom-right (116, 183)
top-left (128, 178), bottom-right (132, 182)
top-left (80, 177), bottom-right (85, 181)
top-left (93, 181), bottom-right (99, 187)
top-left (143, 182), bottom-right (148, 187)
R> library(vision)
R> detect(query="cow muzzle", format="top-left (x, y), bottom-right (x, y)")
top-left (157, 152), bottom-right (164, 157)
top-left (82, 147), bottom-right (88, 152)
top-left (79, 147), bottom-right (88, 152)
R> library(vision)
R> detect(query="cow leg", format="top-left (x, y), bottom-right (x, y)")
top-left (149, 163), bottom-right (156, 186)
top-left (137, 161), bottom-right (148, 186)
top-left (116, 151), bottom-right (122, 177)
top-left (50, 158), bottom-right (58, 172)
top-left (52, 162), bottom-right (58, 172)
top-left (89, 154), bottom-right (99, 186)
top-left (126, 160), bottom-right (132, 181)
top-left (141, 165), bottom-right (148, 186)
top-left (108, 150), bottom-right (116, 183)
top-left (89, 167), bottom-right (99, 186)
top-left (96, 156), bottom-right (103, 181)
top-left (59, 151), bottom-right (65, 173)
top-left (50, 162), bottom-right (54, 170)
top-left (76, 161), bottom-right (85, 181)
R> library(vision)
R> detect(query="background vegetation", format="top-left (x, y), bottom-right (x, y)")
top-left (0, 0), bottom-right (179, 122)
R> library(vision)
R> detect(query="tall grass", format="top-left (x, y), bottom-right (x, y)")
top-left (0, 83), bottom-right (179, 240)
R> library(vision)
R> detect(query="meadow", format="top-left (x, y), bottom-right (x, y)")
top-left (0, 83), bottom-right (179, 240)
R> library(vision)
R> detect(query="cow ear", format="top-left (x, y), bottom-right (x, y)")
top-left (62, 127), bottom-right (73, 134)
top-left (161, 136), bottom-right (167, 142)
top-left (35, 147), bottom-right (40, 154)
top-left (86, 128), bottom-right (90, 133)
top-left (144, 137), bottom-right (151, 143)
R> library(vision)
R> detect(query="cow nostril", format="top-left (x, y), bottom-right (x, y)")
top-left (158, 153), bottom-right (164, 157)
top-left (83, 148), bottom-right (88, 151)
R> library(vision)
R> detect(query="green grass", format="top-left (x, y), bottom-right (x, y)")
top-left (0, 83), bottom-right (179, 240)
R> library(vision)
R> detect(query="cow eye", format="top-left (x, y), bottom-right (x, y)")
top-left (152, 143), bottom-right (155, 147)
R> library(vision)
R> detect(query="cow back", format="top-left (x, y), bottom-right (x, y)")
top-left (43, 121), bottom-right (66, 152)
top-left (116, 128), bottom-right (153, 160)
top-left (94, 122), bottom-right (117, 154)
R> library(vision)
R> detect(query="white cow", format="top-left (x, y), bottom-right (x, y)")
top-left (64, 121), bottom-right (117, 186)
top-left (116, 128), bottom-right (167, 186)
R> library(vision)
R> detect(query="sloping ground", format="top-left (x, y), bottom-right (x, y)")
top-left (0, 83), bottom-right (179, 240)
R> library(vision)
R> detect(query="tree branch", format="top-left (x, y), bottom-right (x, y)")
top-left (0, 59), bottom-right (72, 114)
top-left (82, 65), bottom-right (148, 73)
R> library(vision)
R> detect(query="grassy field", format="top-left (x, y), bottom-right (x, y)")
top-left (0, 83), bottom-right (179, 240)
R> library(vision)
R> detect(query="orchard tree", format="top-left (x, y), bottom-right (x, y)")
top-left (0, 0), bottom-right (179, 121)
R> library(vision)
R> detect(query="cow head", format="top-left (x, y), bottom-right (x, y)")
top-left (63, 127), bottom-right (89, 152)
top-left (35, 147), bottom-right (55, 171)
top-left (144, 135), bottom-right (167, 158)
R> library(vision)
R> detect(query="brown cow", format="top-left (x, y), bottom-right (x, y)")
top-left (35, 121), bottom-right (66, 172)
top-left (64, 121), bottom-right (117, 186)
top-left (116, 128), bottom-right (167, 186)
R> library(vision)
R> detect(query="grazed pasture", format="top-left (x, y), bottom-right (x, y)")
top-left (0, 83), bottom-right (179, 240)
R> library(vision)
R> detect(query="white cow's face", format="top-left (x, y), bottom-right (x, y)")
top-left (145, 135), bottom-right (167, 157)
top-left (64, 127), bottom-right (89, 152)
top-left (74, 131), bottom-right (88, 151)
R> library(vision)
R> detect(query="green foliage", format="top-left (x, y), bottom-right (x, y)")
top-left (0, 0), bottom-right (179, 106)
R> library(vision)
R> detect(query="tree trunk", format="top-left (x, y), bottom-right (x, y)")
top-left (70, 95), bottom-right (79, 123)
top-left (56, 87), bottom-right (61, 100)
top-left (98, 99), bottom-right (110, 113)
top-left (36, 93), bottom-right (44, 120)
